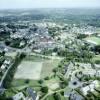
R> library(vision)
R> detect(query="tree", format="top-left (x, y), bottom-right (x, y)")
top-left (25, 79), bottom-right (30, 84)
top-left (2, 51), bottom-right (5, 56)
top-left (38, 79), bottom-right (44, 84)
top-left (54, 93), bottom-right (62, 100)
top-left (44, 76), bottom-right (49, 80)
top-left (52, 68), bottom-right (58, 77)
top-left (20, 53), bottom-right (26, 59)
top-left (53, 47), bottom-right (58, 52)
top-left (41, 86), bottom-right (48, 93)
top-left (5, 40), bottom-right (11, 46)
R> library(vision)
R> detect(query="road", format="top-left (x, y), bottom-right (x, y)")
top-left (0, 60), bottom-right (14, 88)
top-left (29, 53), bottom-right (64, 60)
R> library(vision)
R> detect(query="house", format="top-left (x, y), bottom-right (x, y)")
top-left (4, 48), bottom-right (8, 52)
top-left (64, 87), bottom-right (72, 97)
top-left (4, 59), bottom-right (11, 65)
top-left (27, 88), bottom-right (39, 100)
top-left (20, 41), bottom-right (25, 47)
top-left (12, 92), bottom-right (25, 100)
top-left (0, 64), bottom-right (7, 73)
top-left (81, 80), bottom-right (100, 95)
top-left (83, 31), bottom-right (93, 36)
top-left (69, 91), bottom-right (84, 100)
top-left (1, 64), bottom-right (6, 70)
top-left (0, 59), bottom-right (12, 73)
top-left (64, 89), bottom-right (84, 100)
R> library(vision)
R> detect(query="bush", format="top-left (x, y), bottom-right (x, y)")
top-left (58, 65), bottom-right (62, 68)
top-left (54, 93), bottom-right (62, 100)
top-left (20, 53), bottom-right (26, 59)
top-left (5, 40), bottom-right (11, 46)
top-left (38, 80), bottom-right (44, 84)
top-left (95, 60), bottom-right (100, 64)
top-left (25, 79), bottom-right (30, 84)
top-left (44, 76), bottom-right (49, 80)
top-left (41, 86), bottom-right (48, 93)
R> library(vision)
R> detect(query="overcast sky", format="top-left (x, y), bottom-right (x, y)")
top-left (0, 0), bottom-right (100, 9)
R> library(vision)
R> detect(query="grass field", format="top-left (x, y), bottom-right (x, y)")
top-left (12, 55), bottom-right (61, 88)
top-left (41, 59), bottom-right (61, 78)
top-left (85, 36), bottom-right (100, 45)
top-left (92, 55), bottom-right (100, 63)
top-left (12, 79), bottom-right (40, 87)
top-left (14, 61), bottom-right (43, 80)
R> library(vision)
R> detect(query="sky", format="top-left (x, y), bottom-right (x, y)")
top-left (0, 0), bottom-right (100, 9)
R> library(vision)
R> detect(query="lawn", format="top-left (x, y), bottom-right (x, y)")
top-left (12, 79), bottom-right (40, 87)
top-left (14, 61), bottom-right (43, 80)
top-left (24, 55), bottom-right (46, 62)
top-left (7, 80), bottom-right (41, 97)
top-left (85, 36), bottom-right (100, 45)
top-left (12, 55), bottom-right (61, 94)
top-left (41, 59), bottom-right (61, 78)
top-left (92, 55), bottom-right (100, 63)
top-left (11, 79), bottom-right (41, 92)
top-left (14, 55), bottom-right (61, 80)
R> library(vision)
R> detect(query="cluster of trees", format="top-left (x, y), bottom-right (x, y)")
top-left (3, 53), bottom-right (26, 88)
top-left (5, 38), bottom-right (27, 49)
top-left (92, 45), bottom-right (100, 54)
top-left (77, 34), bottom-right (88, 39)
top-left (0, 30), bottom-right (10, 41)
top-left (48, 27), bottom-right (60, 38)
top-left (86, 90), bottom-right (100, 100)
top-left (7, 24), bottom-right (28, 29)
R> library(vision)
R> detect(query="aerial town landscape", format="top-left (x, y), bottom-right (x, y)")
top-left (0, 1), bottom-right (100, 100)
top-left (0, 8), bottom-right (100, 100)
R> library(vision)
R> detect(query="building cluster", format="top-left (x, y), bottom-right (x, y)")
top-left (64, 62), bottom-right (100, 100)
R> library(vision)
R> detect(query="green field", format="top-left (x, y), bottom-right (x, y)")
top-left (41, 59), bottom-right (61, 78)
top-left (85, 36), bottom-right (100, 45)
top-left (92, 55), bottom-right (100, 64)
top-left (12, 55), bottom-right (61, 88)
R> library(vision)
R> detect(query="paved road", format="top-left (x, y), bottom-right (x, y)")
top-left (0, 60), bottom-right (14, 88)
top-left (29, 53), bottom-right (64, 60)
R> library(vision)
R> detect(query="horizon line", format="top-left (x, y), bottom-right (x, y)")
top-left (0, 7), bottom-right (100, 10)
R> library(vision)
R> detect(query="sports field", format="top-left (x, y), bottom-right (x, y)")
top-left (14, 55), bottom-right (61, 80)
top-left (14, 61), bottom-right (43, 80)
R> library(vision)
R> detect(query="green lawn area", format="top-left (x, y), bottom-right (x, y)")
top-left (11, 55), bottom-right (62, 98)
top-left (41, 59), bottom-right (61, 79)
top-left (96, 28), bottom-right (100, 33)
top-left (12, 79), bottom-right (40, 87)
top-left (46, 95), bottom-right (55, 100)
top-left (11, 79), bottom-right (41, 92)
top-left (24, 55), bottom-right (47, 62)
top-left (7, 80), bottom-right (41, 97)
top-left (85, 36), bottom-right (100, 45)
top-left (44, 93), bottom-right (67, 100)
top-left (92, 55), bottom-right (100, 63)
top-left (12, 55), bottom-right (61, 85)
top-left (5, 88), bottom-right (17, 98)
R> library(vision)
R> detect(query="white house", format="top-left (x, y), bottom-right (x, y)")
top-left (4, 59), bottom-right (11, 65)
top-left (81, 80), bottom-right (100, 95)
top-left (12, 92), bottom-right (25, 100)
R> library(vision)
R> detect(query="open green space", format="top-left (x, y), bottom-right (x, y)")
top-left (41, 59), bottom-right (61, 79)
top-left (11, 55), bottom-right (61, 90)
top-left (24, 55), bottom-right (48, 62)
top-left (92, 55), bottom-right (100, 64)
top-left (12, 79), bottom-right (40, 87)
top-left (85, 36), bottom-right (100, 45)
